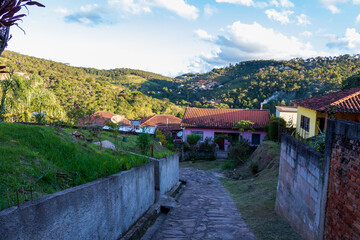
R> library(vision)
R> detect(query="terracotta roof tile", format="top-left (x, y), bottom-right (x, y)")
top-left (292, 87), bottom-right (360, 113)
top-left (181, 108), bottom-right (270, 129)
top-left (140, 115), bottom-right (182, 133)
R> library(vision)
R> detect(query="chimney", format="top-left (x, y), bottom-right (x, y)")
top-left (260, 104), bottom-right (263, 110)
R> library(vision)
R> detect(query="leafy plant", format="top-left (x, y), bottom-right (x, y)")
top-left (156, 129), bottom-right (167, 146)
top-left (186, 133), bottom-right (201, 146)
top-left (265, 117), bottom-right (286, 142)
top-left (234, 120), bottom-right (255, 133)
top-left (137, 133), bottom-right (151, 155)
top-left (87, 123), bottom-right (103, 150)
top-left (0, 74), bottom-right (19, 121)
top-left (226, 138), bottom-right (251, 167)
top-left (0, 0), bottom-right (45, 55)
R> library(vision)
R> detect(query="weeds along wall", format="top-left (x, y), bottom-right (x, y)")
top-left (0, 154), bottom-right (180, 240)
top-left (324, 119), bottom-right (360, 239)
top-left (275, 134), bottom-right (329, 240)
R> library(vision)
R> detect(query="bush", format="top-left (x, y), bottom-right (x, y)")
top-left (167, 143), bottom-right (175, 151)
top-left (137, 133), bottom-right (151, 155)
top-left (227, 138), bottom-right (251, 166)
top-left (156, 129), bottom-right (167, 146)
top-left (199, 137), bottom-right (216, 152)
top-left (187, 134), bottom-right (201, 146)
top-left (265, 117), bottom-right (286, 142)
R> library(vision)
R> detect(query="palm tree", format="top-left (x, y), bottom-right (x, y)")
top-left (0, 74), bottom-right (20, 121)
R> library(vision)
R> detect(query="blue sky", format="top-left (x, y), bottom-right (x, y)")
top-left (7, 0), bottom-right (360, 76)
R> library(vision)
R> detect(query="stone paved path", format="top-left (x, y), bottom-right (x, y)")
top-left (147, 168), bottom-right (256, 240)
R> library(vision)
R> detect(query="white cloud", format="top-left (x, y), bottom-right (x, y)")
top-left (319, 0), bottom-right (347, 13)
top-left (327, 28), bottom-right (360, 50)
top-left (215, 0), bottom-right (294, 8)
top-left (194, 21), bottom-right (319, 68)
top-left (204, 4), bottom-right (217, 16)
top-left (279, 0), bottom-right (294, 8)
top-left (356, 14), bottom-right (360, 23)
top-left (215, 0), bottom-right (255, 6)
top-left (108, 0), bottom-right (199, 20)
top-left (265, 9), bottom-right (293, 24)
top-left (56, 8), bottom-right (70, 15)
top-left (195, 29), bottom-right (214, 41)
top-left (108, 0), bottom-right (151, 14)
top-left (154, 0), bottom-right (199, 20)
top-left (297, 14), bottom-right (311, 25)
top-left (302, 31), bottom-right (312, 38)
top-left (354, 0), bottom-right (360, 4)
top-left (269, 0), bottom-right (279, 7)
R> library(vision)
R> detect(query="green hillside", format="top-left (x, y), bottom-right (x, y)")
top-left (2, 51), bottom-right (360, 123)
top-left (159, 55), bottom-right (360, 112)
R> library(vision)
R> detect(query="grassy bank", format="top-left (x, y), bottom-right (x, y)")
top-left (0, 123), bottom-right (173, 210)
top-left (62, 128), bottom-right (175, 159)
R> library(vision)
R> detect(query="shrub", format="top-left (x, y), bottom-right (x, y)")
top-left (187, 134), bottom-right (201, 146)
top-left (227, 138), bottom-right (251, 166)
top-left (265, 117), bottom-right (286, 142)
top-left (156, 129), bottom-right (167, 146)
top-left (137, 133), bottom-right (151, 155)
top-left (166, 143), bottom-right (175, 151)
top-left (199, 137), bottom-right (216, 152)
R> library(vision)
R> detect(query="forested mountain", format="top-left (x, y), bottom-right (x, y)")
top-left (1, 51), bottom-right (360, 123)
top-left (0, 51), bottom-right (183, 122)
top-left (149, 55), bottom-right (360, 112)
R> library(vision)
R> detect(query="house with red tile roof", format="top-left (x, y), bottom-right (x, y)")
top-left (181, 108), bottom-right (270, 150)
top-left (292, 87), bottom-right (360, 138)
top-left (80, 111), bottom-right (132, 127)
top-left (140, 115), bottom-right (182, 135)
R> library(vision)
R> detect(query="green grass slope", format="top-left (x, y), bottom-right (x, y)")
top-left (0, 123), bottom-right (149, 210)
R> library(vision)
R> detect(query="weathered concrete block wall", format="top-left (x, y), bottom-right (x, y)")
top-left (275, 134), bottom-right (327, 240)
top-left (152, 153), bottom-right (179, 195)
top-left (0, 163), bottom-right (155, 240)
top-left (325, 120), bottom-right (360, 239)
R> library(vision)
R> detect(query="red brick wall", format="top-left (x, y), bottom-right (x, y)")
top-left (325, 136), bottom-right (360, 239)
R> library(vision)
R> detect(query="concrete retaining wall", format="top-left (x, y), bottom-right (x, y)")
top-left (152, 153), bottom-right (179, 195)
top-left (275, 134), bottom-right (329, 240)
top-left (0, 153), bottom-right (179, 240)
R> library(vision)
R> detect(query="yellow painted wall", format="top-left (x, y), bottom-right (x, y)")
top-left (335, 113), bottom-right (360, 123)
top-left (296, 106), bottom-right (318, 138)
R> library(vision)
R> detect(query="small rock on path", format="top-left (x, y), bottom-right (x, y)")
top-left (148, 168), bottom-right (256, 240)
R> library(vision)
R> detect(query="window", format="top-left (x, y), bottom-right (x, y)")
top-left (300, 115), bottom-right (310, 132)
top-left (251, 134), bottom-right (261, 145)
top-left (191, 131), bottom-right (204, 141)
